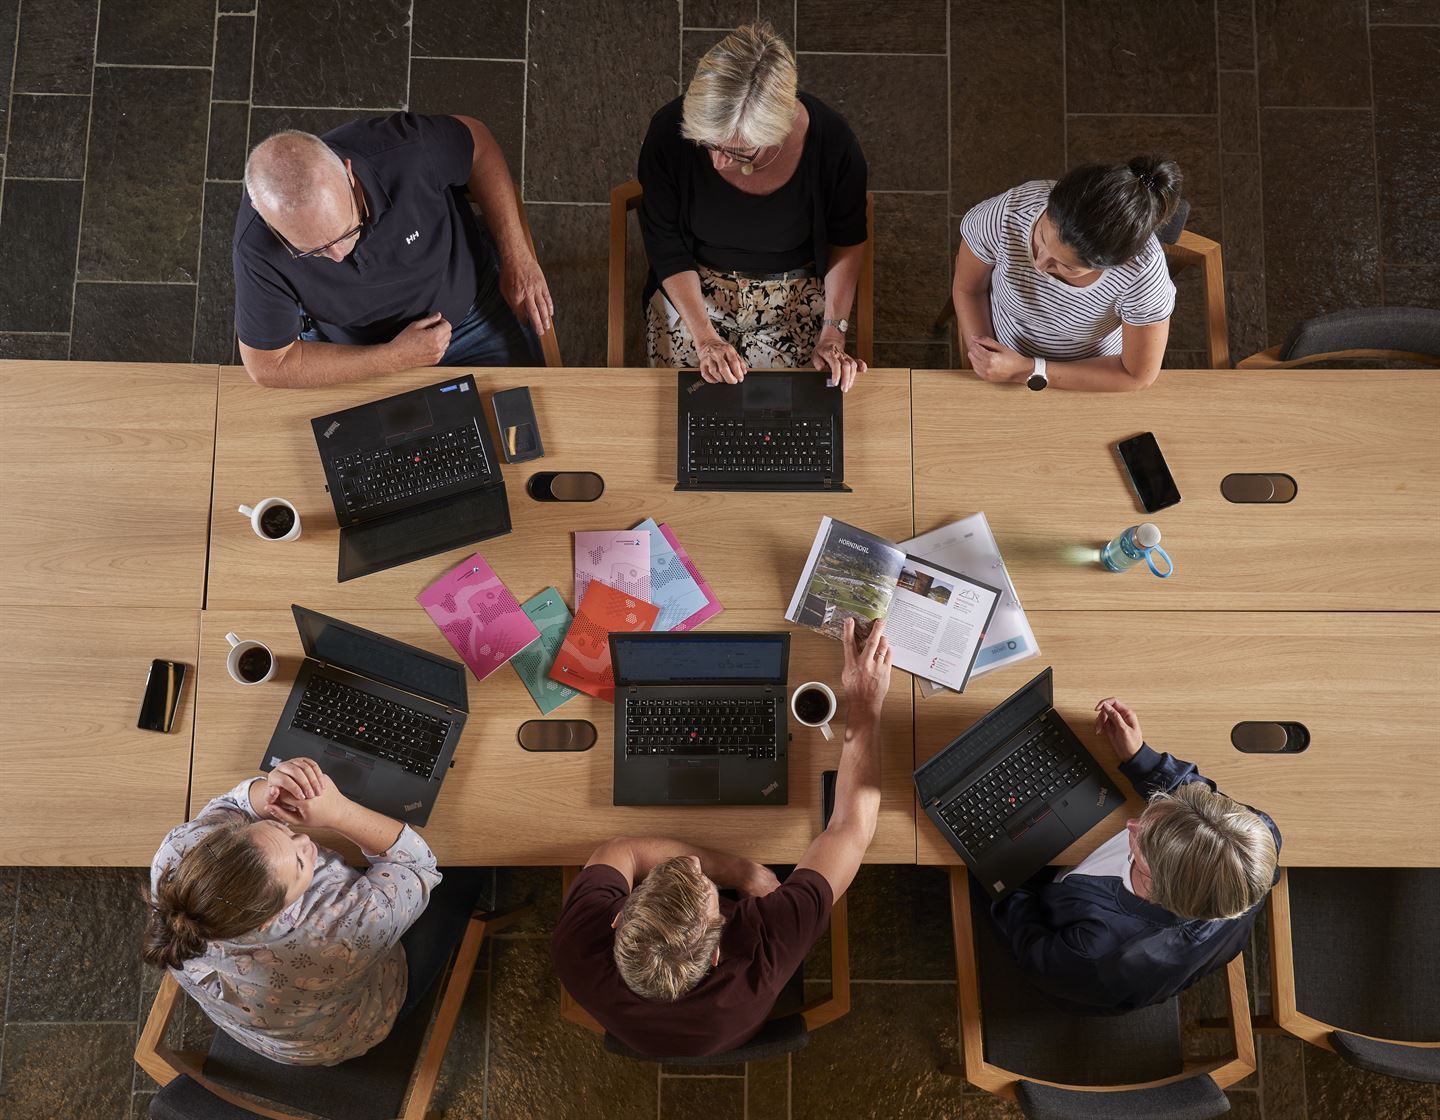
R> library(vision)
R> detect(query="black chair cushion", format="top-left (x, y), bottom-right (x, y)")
top-left (1331, 1032), bottom-right (1440, 1085)
top-left (1155, 198), bottom-right (1191, 246)
top-left (1288, 868), bottom-right (1440, 1042)
top-left (972, 882), bottom-right (1183, 1086)
top-left (1015, 1074), bottom-right (1230, 1120)
top-left (199, 978), bottom-right (443, 1120)
top-left (150, 1075), bottom-right (264, 1120)
top-left (1279, 306), bottom-right (1440, 361)
top-left (606, 1012), bottom-right (809, 1065)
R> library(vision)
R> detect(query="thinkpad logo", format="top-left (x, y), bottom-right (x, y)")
top-left (403, 800), bottom-right (422, 813)
top-left (322, 421), bottom-right (340, 438)
top-left (1096, 788), bottom-right (1108, 807)
top-left (405, 230), bottom-right (420, 245)
top-left (761, 781), bottom-right (779, 797)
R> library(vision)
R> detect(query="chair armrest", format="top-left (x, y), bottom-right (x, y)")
top-left (135, 973), bottom-right (195, 1089)
top-left (855, 193), bottom-right (874, 366)
top-left (798, 894), bottom-right (850, 1030)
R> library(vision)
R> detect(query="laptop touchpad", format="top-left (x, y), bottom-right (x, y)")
top-left (323, 751), bottom-right (373, 797)
top-left (379, 393), bottom-right (434, 442)
top-left (667, 760), bottom-right (720, 802)
top-left (742, 375), bottom-right (792, 412)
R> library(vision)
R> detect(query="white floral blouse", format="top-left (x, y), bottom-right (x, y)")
top-left (149, 778), bottom-right (442, 1066)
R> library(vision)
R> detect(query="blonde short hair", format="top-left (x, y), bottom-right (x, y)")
top-left (681, 22), bottom-right (798, 150)
top-left (1137, 783), bottom-right (1278, 921)
top-left (613, 857), bottom-right (724, 1002)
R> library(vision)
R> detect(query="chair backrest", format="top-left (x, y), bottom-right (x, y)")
top-left (606, 178), bottom-right (874, 367)
top-left (1014, 1073), bottom-right (1230, 1120)
top-left (1281, 307), bottom-right (1440, 365)
top-left (603, 1012), bottom-right (809, 1065)
top-left (1330, 1031), bottom-right (1440, 1084)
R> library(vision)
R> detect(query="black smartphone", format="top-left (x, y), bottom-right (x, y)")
top-left (138, 659), bottom-right (187, 733)
top-left (821, 770), bottom-right (838, 830)
top-left (1117, 432), bottom-right (1181, 513)
top-left (491, 386), bottom-right (544, 463)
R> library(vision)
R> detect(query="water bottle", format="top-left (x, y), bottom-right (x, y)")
top-left (1101, 522), bottom-right (1173, 578)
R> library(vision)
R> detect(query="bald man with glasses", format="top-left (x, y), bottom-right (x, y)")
top-left (233, 112), bottom-right (552, 388)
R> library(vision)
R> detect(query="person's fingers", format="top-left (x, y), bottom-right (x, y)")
top-left (877, 636), bottom-right (893, 664)
top-left (728, 350), bottom-right (747, 382)
top-left (416, 311), bottom-right (443, 327)
top-left (855, 358), bottom-right (868, 374)
top-left (300, 758), bottom-right (326, 798)
top-left (842, 356), bottom-right (858, 393)
top-left (863, 616), bottom-right (886, 660)
top-left (270, 770), bottom-right (305, 802)
top-left (975, 336), bottom-right (1002, 350)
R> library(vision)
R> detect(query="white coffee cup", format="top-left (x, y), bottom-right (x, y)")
top-left (226, 632), bottom-right (276, 685)
top-left (791, 681), bottom-right (837, 741)
top-left (238, 498), bottom-right (301, 542)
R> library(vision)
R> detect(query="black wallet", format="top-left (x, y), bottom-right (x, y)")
top-left (491, 386), bottom-right (544, 463)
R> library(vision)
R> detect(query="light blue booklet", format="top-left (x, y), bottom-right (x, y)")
top-left (511, 588), bottom-right (581, 714)
top-left (632, 518), bottom-right (710, 631)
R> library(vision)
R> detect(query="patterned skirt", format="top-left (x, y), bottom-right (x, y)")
top-left (646, 264), bottom-right (826, 368)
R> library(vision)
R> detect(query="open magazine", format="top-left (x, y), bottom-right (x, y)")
top-left (900, 512), bottom-right (1040, 696)
top-left (784, 517), bottom-right (1002, 693)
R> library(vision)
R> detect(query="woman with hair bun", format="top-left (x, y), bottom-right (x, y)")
top-left (143, 758), bottom-right (485, 1066)
top-left (952, 157), bottom-right (1183, 391)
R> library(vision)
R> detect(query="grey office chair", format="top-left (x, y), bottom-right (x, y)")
top-left (950, 869), bottom-right (1255, 1119)
top-left (1239, 306), bottom-right (1440, 368)
top-left (1270, 868), bottom-right (1440, 1083)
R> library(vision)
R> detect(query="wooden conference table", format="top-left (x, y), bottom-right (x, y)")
top-left (196, 365), bottom-right (916, 864)
top-left (1, 360), bottom-right (1436, 868)
top-left (0, 363), bottom-right (215, 865)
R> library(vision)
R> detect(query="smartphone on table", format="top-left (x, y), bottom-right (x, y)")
top-left (1116, 432), bottom-right (1181, 513)
top-left (138, 659), bottom-right (187, 733)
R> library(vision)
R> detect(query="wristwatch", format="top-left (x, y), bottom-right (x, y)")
top-left (822, 318), bottom-right (849, 333)
top-left (1026, 356), bottom-right (1049, 391)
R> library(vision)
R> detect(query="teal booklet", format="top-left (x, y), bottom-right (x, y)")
top-left (511, 588), bottom-right (581, 714)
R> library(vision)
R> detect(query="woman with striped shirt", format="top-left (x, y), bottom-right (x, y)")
top-left (953, 157), bottom-right (1182, 392)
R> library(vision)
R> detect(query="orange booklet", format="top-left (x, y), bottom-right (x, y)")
top-left (548, 580), bottom-right (660, 702)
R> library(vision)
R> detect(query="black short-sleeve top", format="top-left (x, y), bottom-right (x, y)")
top-left (636, 92), bottom-right (867, 299)
top-left (232, 112), bottom-right (485, 351)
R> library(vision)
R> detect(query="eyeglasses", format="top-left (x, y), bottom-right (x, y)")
top-left (700, 141), bottom-right (763, 163)
top-left (264, 179), bottom-right (367, 260)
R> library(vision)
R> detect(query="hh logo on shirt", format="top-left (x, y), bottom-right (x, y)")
top-left (405, 230), bottom-right (420, 245)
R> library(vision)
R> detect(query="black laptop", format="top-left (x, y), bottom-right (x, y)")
top-left (311, 375), bottom-right (511, 582)
top-left (261, 606), bottom-right (468, 827)
top-left (611, 632), bottom-right (790, 806)
top-left (675, 370), bottom-right (849, 492)
top-left (913, 667), bottom-right (1124, 900)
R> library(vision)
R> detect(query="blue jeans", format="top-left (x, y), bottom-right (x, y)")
top-left (396, 866), bottom-right (491, 1021)
top-left (300, 250), bottom-right (543, 367)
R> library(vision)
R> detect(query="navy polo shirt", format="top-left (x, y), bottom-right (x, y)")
top-left (233, 112), bottom-right (489, 351)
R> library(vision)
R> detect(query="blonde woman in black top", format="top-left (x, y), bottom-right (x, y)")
top-left (638, 23), bottom-right (869, 391)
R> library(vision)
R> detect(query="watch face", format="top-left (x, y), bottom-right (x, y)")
top-left (1027, 373), bottom-right (1047, 391)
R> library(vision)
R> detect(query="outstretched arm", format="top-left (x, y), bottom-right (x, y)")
top-left (794, 618), bottom-right (892, 900)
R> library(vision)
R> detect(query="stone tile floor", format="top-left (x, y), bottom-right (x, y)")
top-left (0, 863), bottom-right (1435, 1118)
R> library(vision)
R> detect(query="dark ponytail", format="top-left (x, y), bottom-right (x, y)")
top-left (1046, 155), bottom-right (1183, 268)
top-left (142, 821), bottom-right (285, 970)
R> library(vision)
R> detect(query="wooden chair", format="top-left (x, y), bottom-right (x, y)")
top-left (950, 868), bottom-right (1255, 1119)
top-left (557, 864), bottom-right (851, 1056)
top-left (1238, 306), bottom-right (1440, 368)
top-left (605, 178), bottom-right (874, 368)
top-left (938, 196), bottom-right (1231, 370)
top-left (136, 901), bottom-right (534, 1120)
top-left (1268, 868), bottom-right (1440, 1083)
top-left (464, 180), bottom-right (562, 367)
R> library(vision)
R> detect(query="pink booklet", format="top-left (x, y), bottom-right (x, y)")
top-left (417, 554), bottom-right (540, 683)
top-left (574, 530), bottom-right (650, 607)
top-left (659, 522), bottom-right (724, 630)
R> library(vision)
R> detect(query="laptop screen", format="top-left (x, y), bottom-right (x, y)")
top-left (292, 605), bottom-right (468, 711)
top-left (611, 633), bottom-right (788, 686)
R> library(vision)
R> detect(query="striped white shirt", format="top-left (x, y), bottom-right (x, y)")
top-left (960, 180), bottom-right (1175, 361)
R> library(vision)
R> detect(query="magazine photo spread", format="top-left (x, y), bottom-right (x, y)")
top-left (785, 517), bottom-right (1003, 692)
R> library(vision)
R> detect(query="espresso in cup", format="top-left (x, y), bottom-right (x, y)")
top-left (236, 645), bottom-right (273, 683)
top-left (794, 686), bottom-right (833, 725)
top-left (259, 504), bottom-right (296, 540)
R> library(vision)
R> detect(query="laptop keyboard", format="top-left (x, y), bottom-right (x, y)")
top-left (939, 723), bottom-right (1089, 856)
top-left (291, 676), bottom-right (452, 778)
top-left (624, 697), bottom-right (778, 759)
top-left (333, 422), bottom-right (491, 514)
top-left (686, 415), bottom-right (833, 477)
